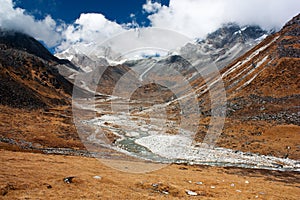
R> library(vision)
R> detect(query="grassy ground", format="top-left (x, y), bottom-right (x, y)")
top-left (1, 150), bottom-right (299, 199)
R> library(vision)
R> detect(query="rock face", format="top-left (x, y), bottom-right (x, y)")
top-left (205, 23), bottom-right (267, 49)
top-left (179, 23), bottom-right (268, 70)
top-left (277, 15), bottom-right (300, 58)
top-left (0, 29), bottom-right (74, 109)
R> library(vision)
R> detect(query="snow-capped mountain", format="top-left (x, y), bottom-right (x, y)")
top-left (56, 43), bottom-right (121, 63)
top-left (55, 43), bottom-right (126, 82)
top-left (121, 24), bottom-right (269, 83)
top-left (180, 23), bottom-right (269, 69)
top-left (56, 23), bottom-right (269, 72)
top-left (53, 23), bottom-right (270, 99)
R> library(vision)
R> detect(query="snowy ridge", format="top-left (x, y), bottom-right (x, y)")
top-left (227, 55), bottom-right (269, 90)
top-left (221, 36), bottom-right (279, 79)
top-left (234, 56), bottom-right (270, 90)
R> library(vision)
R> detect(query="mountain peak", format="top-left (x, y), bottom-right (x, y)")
top-left (204, 23), bottom-right (267, 49)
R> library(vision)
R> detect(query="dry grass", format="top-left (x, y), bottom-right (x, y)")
top-left (0, 150), bottom-right (299, 200)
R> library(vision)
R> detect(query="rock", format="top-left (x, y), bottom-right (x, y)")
top-left (231, 183), bottom-right (235, 187)
top-left (93, 176), bottom-right (102, 180)
top-left (162, 191), bottom-right (169, 195)
top-left (179, 167), bottom-right (188, 170)
top-left (236, 190), bottom-right (242, 193)
top-left (272, 163), bottom-right (283, 168)
top-left (152, 183), bottom-right (159, 187)
top-left (43, 183), bottom-right (52, 189)
top-left (259, 192), bottom-right (265, 195)
top-left (0, 184), bottom-right (15, 196)
top-left (245, 180), bottom-right (249, 184)
top-left (186, 190), bottom-right (198, 196)
top-left (196, 182), bottom-right (203, 185)
top-left (210, 186), bottom-right (216, 189)
top-left (63, 176), bottom-right (76, 184)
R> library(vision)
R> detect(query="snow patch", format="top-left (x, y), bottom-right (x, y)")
top-left (222, 36), bottom-right (279, 79)
top-left (255, 34), bottom-right (268, 41)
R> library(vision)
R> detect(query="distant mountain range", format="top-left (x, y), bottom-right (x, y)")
top-left (54, 23), bottom-right (270, 97)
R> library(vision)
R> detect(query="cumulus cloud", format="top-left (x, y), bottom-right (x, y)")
top-left (143, 0), bottom-right (162, 13)
top-left (0, 0), bottom-right (62, 47)
top-left (147, 0), bottom-right (300, 38)
top-left (56, 13), bottom-right (126, 52)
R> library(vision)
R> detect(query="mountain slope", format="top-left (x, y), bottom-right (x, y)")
top-left (191, 14), bottom-right (300, 159)
top-left (123, 24), bottom-right (268, 84)
top-left (0, 30), bottom-right (75, 109)
top-left (0, 30), bottom-right (84, 150)
top-left (180, 23), bottom-right (268, 70)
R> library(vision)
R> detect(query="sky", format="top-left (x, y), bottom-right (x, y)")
top-left (13, 0), bottom-right (170, 26)
top-left (0, 0), bottom-right (299, 54)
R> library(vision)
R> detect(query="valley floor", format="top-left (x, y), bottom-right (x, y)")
top-left (0, 150), bottom-right (299, 199)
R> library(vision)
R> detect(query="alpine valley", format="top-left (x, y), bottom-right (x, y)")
top-left (0, 14), bottom-right (299, 200)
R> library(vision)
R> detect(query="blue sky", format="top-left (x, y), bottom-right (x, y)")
top-left (15, 0), bottom-right (170, 26)
top-left (1, 0), bottom-right (299, 54)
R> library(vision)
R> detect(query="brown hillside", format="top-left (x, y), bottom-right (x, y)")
top-left (192, 14), bottom-right (300, 159)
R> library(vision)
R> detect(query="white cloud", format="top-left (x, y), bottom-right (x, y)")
top-left (56, 13), bottom-right (126, 52)
top-left (1, 0), bottom-right (299, 54)
top-left (0, 0), bottom-right (62, 47)
top-left (143, 0), bottom-right (162, 13)
top-left (54, 0), bottom-right (300, 55)
top-left (147, 0), bottom-right (300, 38)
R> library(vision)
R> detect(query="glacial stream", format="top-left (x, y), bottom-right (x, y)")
top-left (80, 105), bottom-right (300, 172)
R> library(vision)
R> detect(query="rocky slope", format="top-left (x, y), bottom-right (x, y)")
top-left (123, 24), bottom-right (268, 85)
top-left (180, 23), bottom-right (269, 69)
top-left (189, 14), bottom-right (300, 159)
top-left (0, 30), bottom-right (75, 109)
top-left (0, 29), bottom-right (84, 150)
